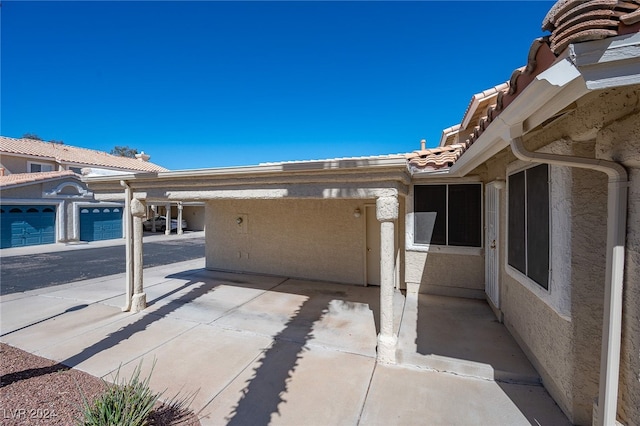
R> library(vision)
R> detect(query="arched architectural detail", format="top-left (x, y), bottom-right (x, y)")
top-left (44, 181), bottom-right (92, 198)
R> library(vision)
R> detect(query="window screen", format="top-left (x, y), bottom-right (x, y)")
top-left (526, 164), bottom-right (549, 289)
top-left (448, 184), bottom-right (482, 247)
top-left (508, 171), bottom-right (526, 274)
top-left (414, 184), bottom-right (481, 247)
top-left (508, 164), bottom-right (549, 289)
top-left (414, 185), bottom-right (446, 245)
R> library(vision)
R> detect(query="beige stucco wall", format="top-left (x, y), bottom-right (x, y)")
top-left (0, 155), bottom-right (57, 174)
top-left (594, 93), bottom-right (640, 425)
top-left (0, 183), bottom-right (44, 199)
top-left (0, 155), bottom-right (29, 174)
top-left (486, 86), bottom-right (640, 425)
top-left (481, 146), bottom-right (578, 421)
top-left (404, 251), bottom-right (484, 297)
top-left (620, 168), bottom-right (640, 425)
top-left (205, 198), bottom-right (371, 284)
top-left (182, 205), bottom-right (205, 231)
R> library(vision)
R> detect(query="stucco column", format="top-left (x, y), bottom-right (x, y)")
top-left (121, 181), bottom-right (133, 312)
top-left (376, 195), bottom-right (398, 364)
top-left (151, 205), bottom-right (157, 232)
top-left (165, 203), bottom-right (171, 235)
top-left (177, 202), bottom-right (183, 235)
top-left (131, 198), bottom-right (147, 312)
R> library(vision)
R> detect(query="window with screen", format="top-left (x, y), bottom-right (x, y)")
top-left (414, 184), bottom-right (481, 247)
top-left (508, 164), bottom-right (549, 289)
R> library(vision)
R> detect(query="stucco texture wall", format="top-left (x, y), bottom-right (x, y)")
top-left (404, 251), bottom-right (484, 297)
top-left (594, 91), bottom-right (640, 425)
top-left (0, 183), bottom-right (44, 199)
top-left (182, 205), bottom-right (205, 231)
top-left (497, 86), bottom-right (640, 425)
top-left (483, 149), bottom-right (578, 421)
top-left (0, 155), bottom-right (29, 174)
top-left (205, 199), bottom-right (369, 285)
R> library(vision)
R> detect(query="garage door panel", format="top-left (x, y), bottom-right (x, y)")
top-left (0, 205), bottom-right (56, 248)
top-left (80, 207), bottom-right (123, 242)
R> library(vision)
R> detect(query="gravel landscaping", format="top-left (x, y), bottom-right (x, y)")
top-left (0, 343), bottom-right (200, 425)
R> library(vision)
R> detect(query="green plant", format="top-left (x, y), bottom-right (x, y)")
top-left (78, 360), bottom-right (161, 426)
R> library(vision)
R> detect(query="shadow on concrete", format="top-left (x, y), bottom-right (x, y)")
top-left (415, 295), bottom-right (525, 371)
top-left (225, 293), bottom-right (320, 425)
top-left (2, 266), bottom-right (379, 426)
top-left (224, 284), bottom-right (372, 424)
top-left (0, 304), bottom-right (88, 338)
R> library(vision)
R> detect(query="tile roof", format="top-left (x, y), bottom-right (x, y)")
top-left (406, 144), bottom-right (466, 172)
top-left (408, 0), bottom-right (640, 173)
top-left (0, 136), bottom-right (168, 173)
top-left (543, 0), bottom-right (640, 54)
top-left (439, 125), bottom-right (461, 147)
top-left (0, 170), bottom-right (77, 188)
top-left (460, 83), bottom-right (510, 131)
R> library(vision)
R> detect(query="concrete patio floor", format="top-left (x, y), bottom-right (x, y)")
top-left (0, 258), bottom-right (570, 425)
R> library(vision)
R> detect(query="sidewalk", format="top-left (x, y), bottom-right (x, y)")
top-left (0, 259), bottom-right (570, 425)
top-left (0, 230), bottom-right (205, 258)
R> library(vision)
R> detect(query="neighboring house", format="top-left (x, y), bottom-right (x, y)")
top-left (0, 136), bottom-right (168, 248)
top-left (85, 2), bottom-right (640, 425)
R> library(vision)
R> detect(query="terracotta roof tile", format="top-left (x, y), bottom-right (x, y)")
top-left (0, 136), bottom-right (168, 173)
top-left (543, 0), bottom-right (640, 55)
top-left (460, 83), bottom-right (509, 130)
top-left (439, 124), bottom-right (462, 147)
top-left (621, 8), bottom-right (640, 24)
top-left (406, 144), bottom-right (466, 172)
top-left (0, 170), bottom-right (77, 188)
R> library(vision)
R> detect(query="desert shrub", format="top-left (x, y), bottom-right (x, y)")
top-left (78, 361), bottom-right (160, 426)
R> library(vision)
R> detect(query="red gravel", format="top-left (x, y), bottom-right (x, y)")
top-left (0, 343), bottom-right (200, 425)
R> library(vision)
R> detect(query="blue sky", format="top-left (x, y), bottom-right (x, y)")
top-left (2, 1), bottom-right (555, 170)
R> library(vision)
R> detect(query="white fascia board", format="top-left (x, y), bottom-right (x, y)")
top-left (571, 32), bottom-right (640, 67)
top-left (438, 125), bottom-right (461, 147)
top-left (570, 32), bottom-right (640, 90)
top-left (449, 55), bottom-right (585, 177)
top-left (83, 171), bottom-right (157, 183)
top-left (83, 156), bottom-right (408, 184)
top-left (155, 156), bottom-right (408, 179)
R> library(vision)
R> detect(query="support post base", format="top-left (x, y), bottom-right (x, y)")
top-left (131, 293), bottom-right (147, 313)
top-left (377, 333), bottom-right (398, 364)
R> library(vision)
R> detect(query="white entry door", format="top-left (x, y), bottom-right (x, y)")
top-left (366, 205), bottom-right (381, 286)
top-left (485, 182), bottom-right (500, 308)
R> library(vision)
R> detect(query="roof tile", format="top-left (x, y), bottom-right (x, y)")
top-left (406, 144), bottom-right (466, 172)
top-left (0, 170), bottom-right (77, 188)
top-left (0, 136), bottom-right (168, 173)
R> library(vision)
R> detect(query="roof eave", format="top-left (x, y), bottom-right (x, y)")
top-left (85, 155), bottom-right (408, 184)
top-left (449, 52), bottom-right (587, 177)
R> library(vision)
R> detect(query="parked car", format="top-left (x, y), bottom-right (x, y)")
top-left (143, 216), bottom-right (187, 232)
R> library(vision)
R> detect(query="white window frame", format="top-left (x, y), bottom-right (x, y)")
top-left (406, 179), bottom-right (483, 256)
top-left (28, 161), bottom-right (55, 173)
top-left (505, 161), bottom-right (571, 319)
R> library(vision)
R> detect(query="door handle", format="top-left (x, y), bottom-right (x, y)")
top-left (367, 248), bottom-right (371, 252)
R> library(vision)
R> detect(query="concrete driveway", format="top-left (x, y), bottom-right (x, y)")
top-left (0, 258), bottom-right (570, 425)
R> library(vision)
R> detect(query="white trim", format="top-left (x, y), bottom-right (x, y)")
top-left (485, 181), bottom-right (501, 308)
top-left (73, 201), bottom-right (125, 241)
top-left (406, 181), bottom-right (484, 253)
top-left (44, 181), bottom-right (93, 198)
top-left (408, 244), bottom-right (483, 256)
top-left (505, 161), bottom-right (572, 319)
top-left (27, 160), bottom-right (55, 173)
